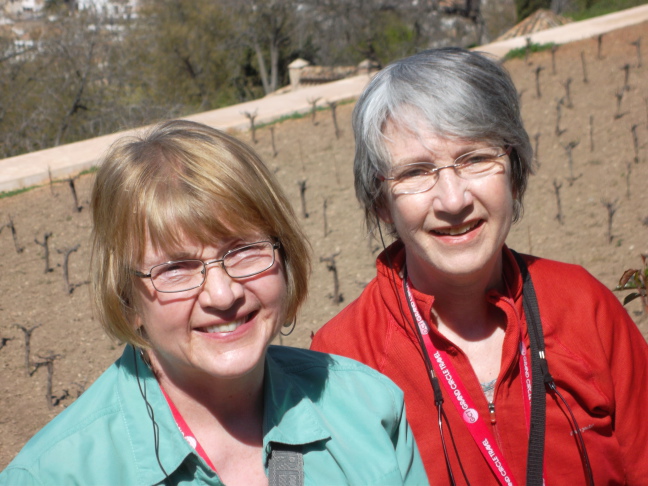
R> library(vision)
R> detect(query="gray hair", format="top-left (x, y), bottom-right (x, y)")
top-left (353, 47), bottom-right (534, 232)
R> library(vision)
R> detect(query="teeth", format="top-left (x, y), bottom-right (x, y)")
top-left (434, 221), bottom-right (478, 236)
top-left (203, 320), bottom-right (244, 333)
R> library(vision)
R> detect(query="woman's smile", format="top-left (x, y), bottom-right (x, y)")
top-left (196, 312), bottom-right (254, 334)
top-left (430, 219), bottom-right (482, 237)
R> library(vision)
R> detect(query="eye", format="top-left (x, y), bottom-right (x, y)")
top-left (463, 154), bottom-right (491, 165)
top-left (455, 148), bottom-right (505, 177)
top-left (226, 243), bottom-right (268, 265)
top-left (394, 163), bottom-right (435, 180)
top-left (154, 260), bottom-right (201, 280)
top-left (457, 148), bottom-right (501, 166)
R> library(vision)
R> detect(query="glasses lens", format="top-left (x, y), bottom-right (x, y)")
top-left (388, 147), bottom-right (507, 195)
top-left (390, 163), bottom-right (437, 195)
top-left (455, 148), bottom-right (506, 178)
top-left (224, 242), bottom-right (276, 278)
top-left (150, 260), bottom-right (204, 292)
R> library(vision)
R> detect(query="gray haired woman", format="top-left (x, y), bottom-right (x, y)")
top-left (312, 47), bottom-right (648, 485)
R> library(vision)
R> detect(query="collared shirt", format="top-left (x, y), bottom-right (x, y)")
top-left (1, 345), bottom-right (428, 485)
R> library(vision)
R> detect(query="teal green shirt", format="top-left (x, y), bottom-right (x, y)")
top-left (1, 345), bottom-right (428, 485)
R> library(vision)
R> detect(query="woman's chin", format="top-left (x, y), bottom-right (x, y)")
top-left (407, 243), bottom-right (504, 290)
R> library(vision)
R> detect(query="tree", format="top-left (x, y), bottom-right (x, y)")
top-left (231, 0), bottom-right (298, 95)
top-left (0, 9), bottom-right (119, 155)
top-left (299, 0), bottom-right (423, 67)
top-left (128, 0), bottom-right (250, 110)
top-left (515, 0), bottom-right (551, 21)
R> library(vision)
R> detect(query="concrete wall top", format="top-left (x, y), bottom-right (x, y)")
top-left (1, 3), bottom-right (647, 193)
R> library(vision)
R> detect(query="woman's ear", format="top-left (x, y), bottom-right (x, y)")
top-left (130, 297), bottom-right (144, 334)
top-left (133, 316), bottom-right (144, 334)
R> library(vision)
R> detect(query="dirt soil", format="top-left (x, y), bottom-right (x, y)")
top-left (1, 21), bottom-right (647, 470)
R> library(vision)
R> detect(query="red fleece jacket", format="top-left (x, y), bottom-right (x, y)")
top-left (311, 241), bottom-right (648, 485)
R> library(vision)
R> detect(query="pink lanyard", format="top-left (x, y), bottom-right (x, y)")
top-left (160, 387), bottom-right (217, 472)
top-left (405, 278), bottom-right (535, 486)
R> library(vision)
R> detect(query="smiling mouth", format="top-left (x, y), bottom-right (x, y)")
top-left (200, 312), bottom-right (255, 334)
top-left (432, 220), bottom-right (480, 236)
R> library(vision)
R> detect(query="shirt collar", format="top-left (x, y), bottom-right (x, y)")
top-left (376, 240), bottom-right (436, 330)
top-left (118, 345), bottom-right (331, 483)
top-left (499, 246), bottom-right (524, 302)
top-left (116, 345), bottom-right (214, 485)
top-left (262, 347), bottom-right (331, 453)
top-left (376, 239), bottom-right (406, 281)
top-left (376, 241), bottom-right (525, 332)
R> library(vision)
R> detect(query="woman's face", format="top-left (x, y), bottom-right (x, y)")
top-left (132, 234), bottom-right (287, 387)
top-left (378, 119), bottom-right (514, 292)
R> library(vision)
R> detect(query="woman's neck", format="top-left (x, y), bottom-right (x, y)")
top-left (431, 299), bottom-right (505, 346)
top-left (406, 255), bottom-right (504, 334)
top-left (405, 256), bottom-right (507, 385)
top-left (148, 351), bottom-right (266, 432)
top-left (155, 358), bottom-right (268, 484)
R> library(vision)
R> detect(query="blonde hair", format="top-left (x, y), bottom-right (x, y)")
top-left (91, 120), bottom-right (310, 347)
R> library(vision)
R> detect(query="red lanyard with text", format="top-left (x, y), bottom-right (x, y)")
top-left (405, 277), bottom-right (536, 486)
top-left (160, 386), bottom-right (217, 472)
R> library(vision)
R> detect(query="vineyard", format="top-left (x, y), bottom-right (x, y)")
top-left (0, 20), bottom-right (646, 469)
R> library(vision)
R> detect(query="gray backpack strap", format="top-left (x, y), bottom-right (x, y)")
top-left (268, 443), bottom-right (304, 486)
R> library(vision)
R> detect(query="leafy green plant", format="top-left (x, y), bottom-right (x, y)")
top-left (256, 98), bottom-right (355, 129)
top-left (565, 0), bottom-right (645, 22)
top-left (504, 42), bottom-right (556, 61)
top-left (0, 186), bottom-right (36, 200)
top-left (77, 166), bottom-right (98, 177)
top-left (615, 254), bottom-right (648, 313)
top-left (0, 165), bottom-right (98, 201)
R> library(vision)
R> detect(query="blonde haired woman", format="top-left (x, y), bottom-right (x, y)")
top-left (1, 120), bottom-right (427, 486)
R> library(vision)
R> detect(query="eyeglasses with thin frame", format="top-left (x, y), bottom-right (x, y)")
top-left (379, 146), bottom-right (511, 195)
top-left (133, 240), bottom-right (280, 293)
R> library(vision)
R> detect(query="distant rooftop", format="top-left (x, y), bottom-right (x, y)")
top-left (287, 58), bottom-right (379, 90)
top-left (495, 9), bottom-right (572, 41)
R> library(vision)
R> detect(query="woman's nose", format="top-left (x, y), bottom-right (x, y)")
top-left (431, 168), bottom-right (473, 214)
top-left (198, 265), bottom-right (244, 309)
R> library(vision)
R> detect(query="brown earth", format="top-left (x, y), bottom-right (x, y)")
top-left (1, 21), bottom-right (647, 470)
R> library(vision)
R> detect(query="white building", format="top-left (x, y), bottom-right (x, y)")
top-left (77, 0), bottom-right (138, 19)
top-left (20, 0), bottom-right (44, 12)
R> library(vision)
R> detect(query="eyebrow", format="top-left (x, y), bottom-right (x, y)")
top-left (392, 144), bottom-right (488, 166)
top-left (167, 251), bottom-right (199, 261)
top-left (392, 154), bottom-right (435, 166)
top-left (143, 238), bottom-right (259, 268)
top-left (139, 249), bottom-right (200, 270)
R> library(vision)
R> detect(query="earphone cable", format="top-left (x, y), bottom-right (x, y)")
top-left (133, 346), bottom-right (171, 484)
top-left (438, 404), bottom-right (457, 485)
top-left (441, 405), bottom-right (471, 486)
top-left (376, 219), bottom-right (462, 486)
top-left (548, 382), bottom-right (594, 485)
top-left (376, 221), bottom-right (438, 395)
top-left (402, 270), bottom-right (463, 486)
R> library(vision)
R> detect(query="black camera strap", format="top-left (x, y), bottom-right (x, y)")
top-left (511, 250), bottom-right (552, 486)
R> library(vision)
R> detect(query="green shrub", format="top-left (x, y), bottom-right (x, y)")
top-left (503, 42), bottom-right (556, 61)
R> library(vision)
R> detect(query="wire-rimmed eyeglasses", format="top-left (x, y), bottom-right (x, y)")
top-left (379, 146), bottom-right (511, 195)
top-left (134, 240), bottom-right (280, 293)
